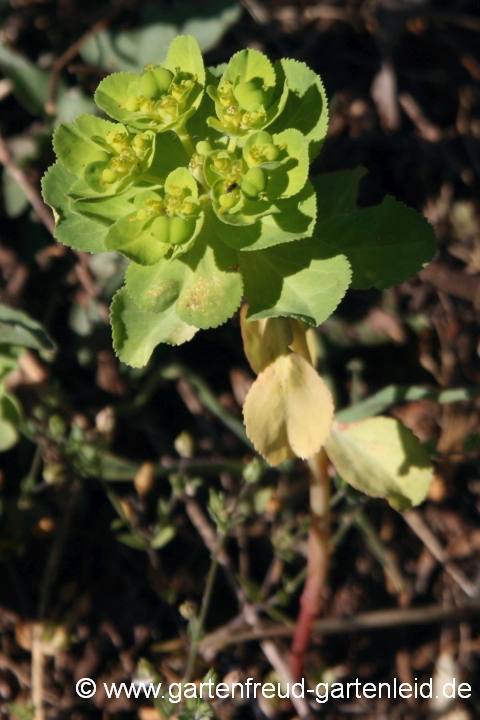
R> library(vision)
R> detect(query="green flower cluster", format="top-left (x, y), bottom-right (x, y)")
top-left (42, 35), bottom-right (434, 368)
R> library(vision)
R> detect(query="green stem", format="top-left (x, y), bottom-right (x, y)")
top-left (354, 509), bottom-right (406, 593)
top-left (227, 136), bottom-right (237, 153)
top-left (159, 363), bottom-right (254, 450)
top-left (177, 132), bottom-right (195, 158)
top-left (184, 531), bottom-right (225, 682)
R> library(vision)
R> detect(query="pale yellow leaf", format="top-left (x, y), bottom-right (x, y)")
top-left (240, 305), bottom-right (292, 375)
top-left (243, 353), bottom-right (334, 465)
top-left (325, 417), bottom-right (433, 510)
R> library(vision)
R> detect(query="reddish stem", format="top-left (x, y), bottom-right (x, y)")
top-left (291, 449), bottom-right (330, 679)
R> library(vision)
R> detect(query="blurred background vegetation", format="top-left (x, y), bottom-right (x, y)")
top-left (0, 1), bottom-right (479, 718)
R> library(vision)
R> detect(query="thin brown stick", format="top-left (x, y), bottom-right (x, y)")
top-left (0, 136), bottom-right (55, 234)
top-left (403, 510), bottom-right (478, 597)
top-left (32, 623), bottom-right (45, 720)
top-left (200, 601), bottom-right (480, 653)
top-left (45, 7), bottom-right (124, 114)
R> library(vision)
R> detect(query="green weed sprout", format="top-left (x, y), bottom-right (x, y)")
top-left (42, 35), bottom-right (436, 508)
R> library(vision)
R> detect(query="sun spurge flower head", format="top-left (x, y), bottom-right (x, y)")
top-left (42, 35), bottom-right (435, 369)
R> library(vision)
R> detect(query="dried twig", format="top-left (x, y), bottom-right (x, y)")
top-left (403, 510), bottom-right (478, 598)
top-left (45, 7), bottom-right (125, 114)
top-left (0, 135), bottom-right (55, 234)
top-left (200, 601), bottom-right (480, 653)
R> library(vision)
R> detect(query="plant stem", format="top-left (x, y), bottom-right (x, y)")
top-left (291, 447), bottom-right (330, 679)
top-left (184, 531), bottom-right (225, 682)
top-left (227, 136), bottom-right (237, 153)
top-left (177, 132), bottom-right (195, 158)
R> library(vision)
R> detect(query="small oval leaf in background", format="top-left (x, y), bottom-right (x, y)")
top-left (325, 417), bottom-right (433, 510)
top-left (243, 353), bottom-right (334, 466)
top-left (0, 304), bottom-right (56, 352)
top-left (0, 390), bottom-right (22, 452)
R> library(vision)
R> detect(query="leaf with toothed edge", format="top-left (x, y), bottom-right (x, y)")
top-left (240, 238), bottom-right (351, 325)
top-left (316, 196), bottom-right (436, 289)
top-left (94, 72), bottom-right (142, 125)
top-left (111, 288), bottom-right (197, 368)
top-left (125, 214), bottom-right (243, 329)
top-left (53, 115), bottom-right (120, 177)
top-left (312, 167), bottom-right (367, 222)
top-left (215, 180), bottom-right (317, 251)
top-left (269, 58), bottom-right (328, 160)
top-left (41, 163), bottom-right (107, 253)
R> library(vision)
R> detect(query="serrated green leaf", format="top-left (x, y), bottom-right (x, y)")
top-left (53, 115), bottom-right (118, 176)
top-left (126, 217), bottom-right (243, 329)
top-left (317, 196), bottom-right (436, 289)
top-left (105, 201), bottom-right (204, 266)
top-left (111, 288), bottom-right (197, 368)
top-left (163, 35), bottom-right (205, 85)
top-left (215, 180), bottom-right (316, 251)
top-left (244, 352), bottom-right (334, 465)
top-left (268, 129), bottom-right (309, 198)
top-left (41, 163), bottom-right (107, 252)
top-left (94, 72), bottom-right (140, 125)
top-left (0, 304), bottom-right (55, 351)
top-left (325, 417), bottom-right (433, 510)
top-left (269, 58), bottom-right (328, 160)
top-left (165, 166), bottom-right (198, 197)
top-left (312, 167), bottom-right (367, 221)
top-left (240, 238), bottom-right (351, 325)
top-left (104, 214), bottom-right (170, 265)
top-left (223, 48), bottom-right (275, 88)
top-left (67, 184), bottom-right (145, 226)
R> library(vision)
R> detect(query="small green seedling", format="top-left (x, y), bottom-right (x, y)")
top-left (42, 35), bottom-right (436, 676)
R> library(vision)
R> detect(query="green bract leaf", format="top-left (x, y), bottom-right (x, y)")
top-left (111, 288), bottom-right (197, 368)
top-left (317, 196), bottom-right (436, 289)
top-left (312, 167), bottom-right (367, 221)
top-left (244, 352), bottom-right (334, 465)
top-left (41, 163), bottom-right (107, 253)
top-left (240, 238), bottom-right (351, 325)
top-left (126, 218), bottom-right (243, 329)
top-left (53, 115), bottom-right (117, 176)
top-left (215, 180), bottom-right (316, 251)
top-left (325, 417), bottom-right (433, 510)
top-left (67, 184), bottom-right (146, 226)
top-left (94, 71), bottom-right (139, 124)
top-left (163, 35), bottom-right (205, 86)
top-left (208, 48), bottom-right (288, 138)
top-left (95, 37), bottom-right (205, 134)
top-left (269, 58), bottom-right (328, 160)
top-left (54, 116), bottom-right (157, 198)
top-left (104, 184), bottom-right (204, 265)
top-left (105, 215), bottom-right (170, 265)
